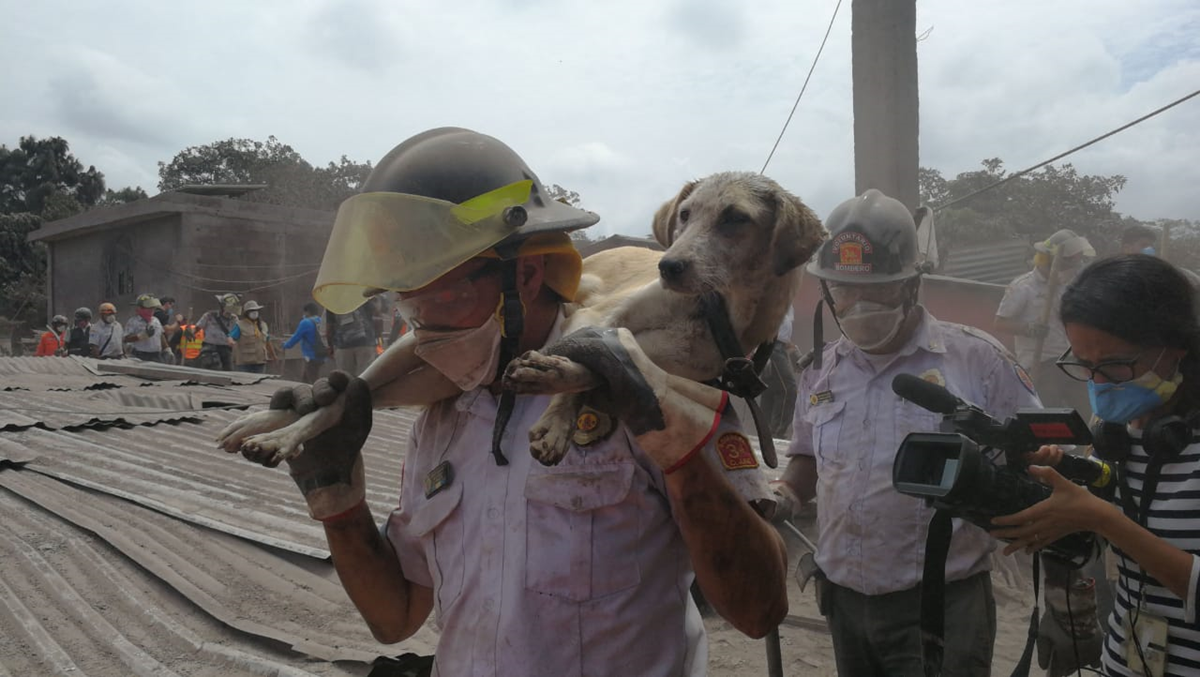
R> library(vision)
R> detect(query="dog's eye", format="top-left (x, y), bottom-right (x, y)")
top-left (718, 212), bottom-right (749, 236)
top-left (679, 208), bottom-right (690, 223)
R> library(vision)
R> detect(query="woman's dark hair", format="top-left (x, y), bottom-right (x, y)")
top-left (1061, 254), bottom-right (1200, 410)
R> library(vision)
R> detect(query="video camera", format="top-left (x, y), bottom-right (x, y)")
top-left (889, 373), bottom-right (1112, 567)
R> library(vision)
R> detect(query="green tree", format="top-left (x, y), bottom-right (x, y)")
top-left (157, 136), bottom-right (372, 211)
top-left (0, 136), bottom-right (106, 215)
top-left (99, 186), bottom-right (150, 206)
top-left (920, 159), bottom-right (1128, 269)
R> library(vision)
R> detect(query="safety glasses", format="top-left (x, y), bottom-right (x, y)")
top-left (825, 281), bottom-right (905, 308)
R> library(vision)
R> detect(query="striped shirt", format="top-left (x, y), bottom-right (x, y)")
top-left (1103, 429), bottom-right (1200, 675)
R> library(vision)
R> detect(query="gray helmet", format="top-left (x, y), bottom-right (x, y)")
top-left (51, 314), bottom-right (69, 327)
top-left (808, 189), bottom-right (919, 284)
top-left (74, 307), bottom-right (92, 321)
top-left (362, 127), bottom-right (599, 246)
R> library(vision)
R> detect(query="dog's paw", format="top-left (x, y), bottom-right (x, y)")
top-left (504, 351), bottom-right (597, 395)
top-left (529, 412), bottom-right (574, 466)
top-left (216, 409), bottom-right (297, 453)
top-left (240, 428), bottom-right (304, 466)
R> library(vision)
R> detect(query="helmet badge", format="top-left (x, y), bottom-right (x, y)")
top-left (833, 231), bottom-right (873, 274)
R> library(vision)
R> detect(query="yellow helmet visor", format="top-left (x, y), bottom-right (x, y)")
top-left (313, 181), bottom-right (532, 314)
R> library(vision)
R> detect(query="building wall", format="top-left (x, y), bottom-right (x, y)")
top-left (48, 214), bottom-right (183, 321)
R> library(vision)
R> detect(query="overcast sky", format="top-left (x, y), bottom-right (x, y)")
top-left (2, 0), bottom-right (1197, 236)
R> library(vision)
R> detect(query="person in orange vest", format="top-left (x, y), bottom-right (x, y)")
top-left (178, 319), bottom-right (205, 367)
top-left (35, 315), bottom-right (69, 356)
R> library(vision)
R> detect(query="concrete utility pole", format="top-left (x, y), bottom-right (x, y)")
top-left (852, 0), bottom-right (920, 211)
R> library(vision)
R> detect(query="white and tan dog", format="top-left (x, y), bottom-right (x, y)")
top-left (218, 171), bottom-right (825, 465)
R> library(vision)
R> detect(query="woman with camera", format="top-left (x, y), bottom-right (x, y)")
top-left (993, 254), bottom-right (1200, 676)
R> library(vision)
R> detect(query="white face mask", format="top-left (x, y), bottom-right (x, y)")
top-left (413, 316), bottom-right (504, 390)
top-left (103, 315), bottom-right (115, 324)
top-left (838, 301), bottom-right (907, 352)
top-left (248, 311), bottom-right (259, 320)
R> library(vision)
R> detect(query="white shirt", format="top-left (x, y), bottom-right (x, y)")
top-left (385, 317), bottom-right (772, 677)
top-left (787, 308), bottom-right (1042, 595)
top-left (996, 268), bottom-right (1070, 368)
top-left (123, 315), bottom-right (164, 353)
top-left (89, 320), bottom-right (124, 358)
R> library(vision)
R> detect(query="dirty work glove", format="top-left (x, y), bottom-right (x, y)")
top-left (1037, 575), bottom-right (1103, 676)
top-left (1025, 322), bottom-right (1050, 339)
top-left (253, 371), bottom-right (373, 521)
top-left (525, 327), bottom-right (727, 473)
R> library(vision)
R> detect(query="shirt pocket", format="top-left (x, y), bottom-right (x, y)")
top-left (524, 462), bottom-right (640, 602)
top-left (408, 482), bottom-right (465, 620)
top-left (804, 400), bottom-right (846, 467)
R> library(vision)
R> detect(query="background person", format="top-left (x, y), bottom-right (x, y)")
top-left (995, 229), bottom-right (1095, 418)
top-left (195, 293), bottom-right (240, 371)
top-left (123, 294), bottom-right (165, 362)
top-left (993, 254), bottom-right (1200, 676)
top-left (325, 297), bottom-right (381, 376)
top-left (775, 189), bottom-right (1042, 677)
top-left (89, 302), bottom-right (123, 359)
top-left (281, 302), bottom-right (326, 383)
top-left (35, 315), bottom-right (69, 356)
top-left (66, 307), bottom-right (92, 357)
top-left (231, 300), bottom-right (275, 373)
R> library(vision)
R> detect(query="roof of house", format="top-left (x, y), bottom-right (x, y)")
top-left (27, 191), bottom-right (335, 244)
top-left (0, 356), bottom-right (434, 673)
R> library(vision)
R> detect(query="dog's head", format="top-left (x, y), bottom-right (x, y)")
top-left (651, 172), bottom-right (825, 295)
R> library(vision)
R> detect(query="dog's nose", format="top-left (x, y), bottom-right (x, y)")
top-left (659, 258), bottom-right (690, 281)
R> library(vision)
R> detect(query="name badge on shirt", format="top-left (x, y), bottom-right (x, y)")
top-left (572, 405), bottom-right (614, 447)
top-left (810, 390), bottom-right (834, 406)
top-left (424, 461), bottom-right (454, 499)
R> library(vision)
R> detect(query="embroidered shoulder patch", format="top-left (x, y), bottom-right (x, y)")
top-left (716, 432), bottom-right (759, 470)
top-left (918, 368), bottom-right (946, 386)
top-left (571, 405), bottom-right (614, 446)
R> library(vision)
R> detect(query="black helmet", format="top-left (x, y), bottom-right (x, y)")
top-left (74, 307), bottom-right (93, 321)
top-left (363, 127), bottom-right (598, 244)
top-left (808, 189), bottom-right (919, 284)
top-left (315, 127), bottom-right (598, 313)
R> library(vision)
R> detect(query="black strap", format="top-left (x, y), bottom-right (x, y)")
top-left (698, 292), bottom-right (779, 468)
top-left (920, 509), bottom-right (953, 677)
top-left (811, 299), bottom-right (825, 370)
top-left (1009, 553), bottom-right (1040, 677)
top-left (489, 254), bottom-right (523, 466)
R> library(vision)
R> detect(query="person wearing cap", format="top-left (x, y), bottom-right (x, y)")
top-left (773, 189), bottom-right (1042, 676)
top-left (995, 229), bottom-right (1096, 418)
top-left (89, 302), bottom-right (124, 359)
top-left (123, 294), bottom-right (166, 362)
top-left (232, 128), bottom-right (788, 674)
top-left (66, 307), bottom-right (93, 357)
top-left (195, 293), bottom-right (241, 371)
top-left (230, 300), bottom-right (276, 373)
top-left (35, 315), bottom-right (69, 356)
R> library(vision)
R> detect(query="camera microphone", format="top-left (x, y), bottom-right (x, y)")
top-left (891, 373), bottom-right (966, 415)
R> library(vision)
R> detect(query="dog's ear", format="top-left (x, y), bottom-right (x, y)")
top-left (651, 180), bottom-right (698, 247)
top-left (769, 190), bottom-right (827, 276)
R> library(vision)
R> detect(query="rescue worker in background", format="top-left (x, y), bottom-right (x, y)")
top-left (281, 302), bottom-right (326, 384)
top-left (154, 295), bottom-right (180, 362)
top-left (773, 189), bottom-right (1042, 677)
top-left (235, 128), bottom-right (788, 674)
top-left (35, 315), bottom-right (69, 356)
top-left (994, 229), bottom-right (1095, 418)
top-left (231, 300), bottom-right (276, 373)
top-left (1120, 222), bottom-right (1200, 287)
top-left (66, 307), bottom-right (93, 357)
top-left (178, 316), bottom-right (204, 367)
top-left (89, 302), bottom-right (124, 359)
top-left (124, 294), bottom-right (166, 362)
top-left (387, 304), bottom-right (408, 345)
top-left (195, 293), bottom-right (240, 371)
top-left (325, 296), bottom-right (381, 377)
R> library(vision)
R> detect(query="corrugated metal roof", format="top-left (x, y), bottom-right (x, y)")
top-left (0, 355), bottom-right (434, 672)
top-left (940, 239), bottom-right (1031, 286)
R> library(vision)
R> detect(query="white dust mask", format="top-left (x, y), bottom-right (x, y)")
top-left (838, 301), bottom-right (907, 352)
top-left (413, 316), bottom-right (504, 390)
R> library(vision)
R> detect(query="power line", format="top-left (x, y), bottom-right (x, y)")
top-left (760, 0), bottom-right (844, 175)
top-left (934, 86), bottom-right (1200, 212)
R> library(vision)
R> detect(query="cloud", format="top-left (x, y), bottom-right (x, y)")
top-left (303, 0), bottom-right (405, 73)
top-left (664, 0), bottom-right (748, 51)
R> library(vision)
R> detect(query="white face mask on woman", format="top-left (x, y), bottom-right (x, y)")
top-left (413, 316), bottom-right (504, 390)
top-left (838, 301), bottom-right (907, 352)
top-left (248, 311), bottom-right (259, 320)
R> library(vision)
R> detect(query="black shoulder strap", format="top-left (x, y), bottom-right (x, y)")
top-left (920, 509), bottom-right (953, 677)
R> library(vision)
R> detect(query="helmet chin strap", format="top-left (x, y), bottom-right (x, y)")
top-left (489, 246), bottom-right (525, 466)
